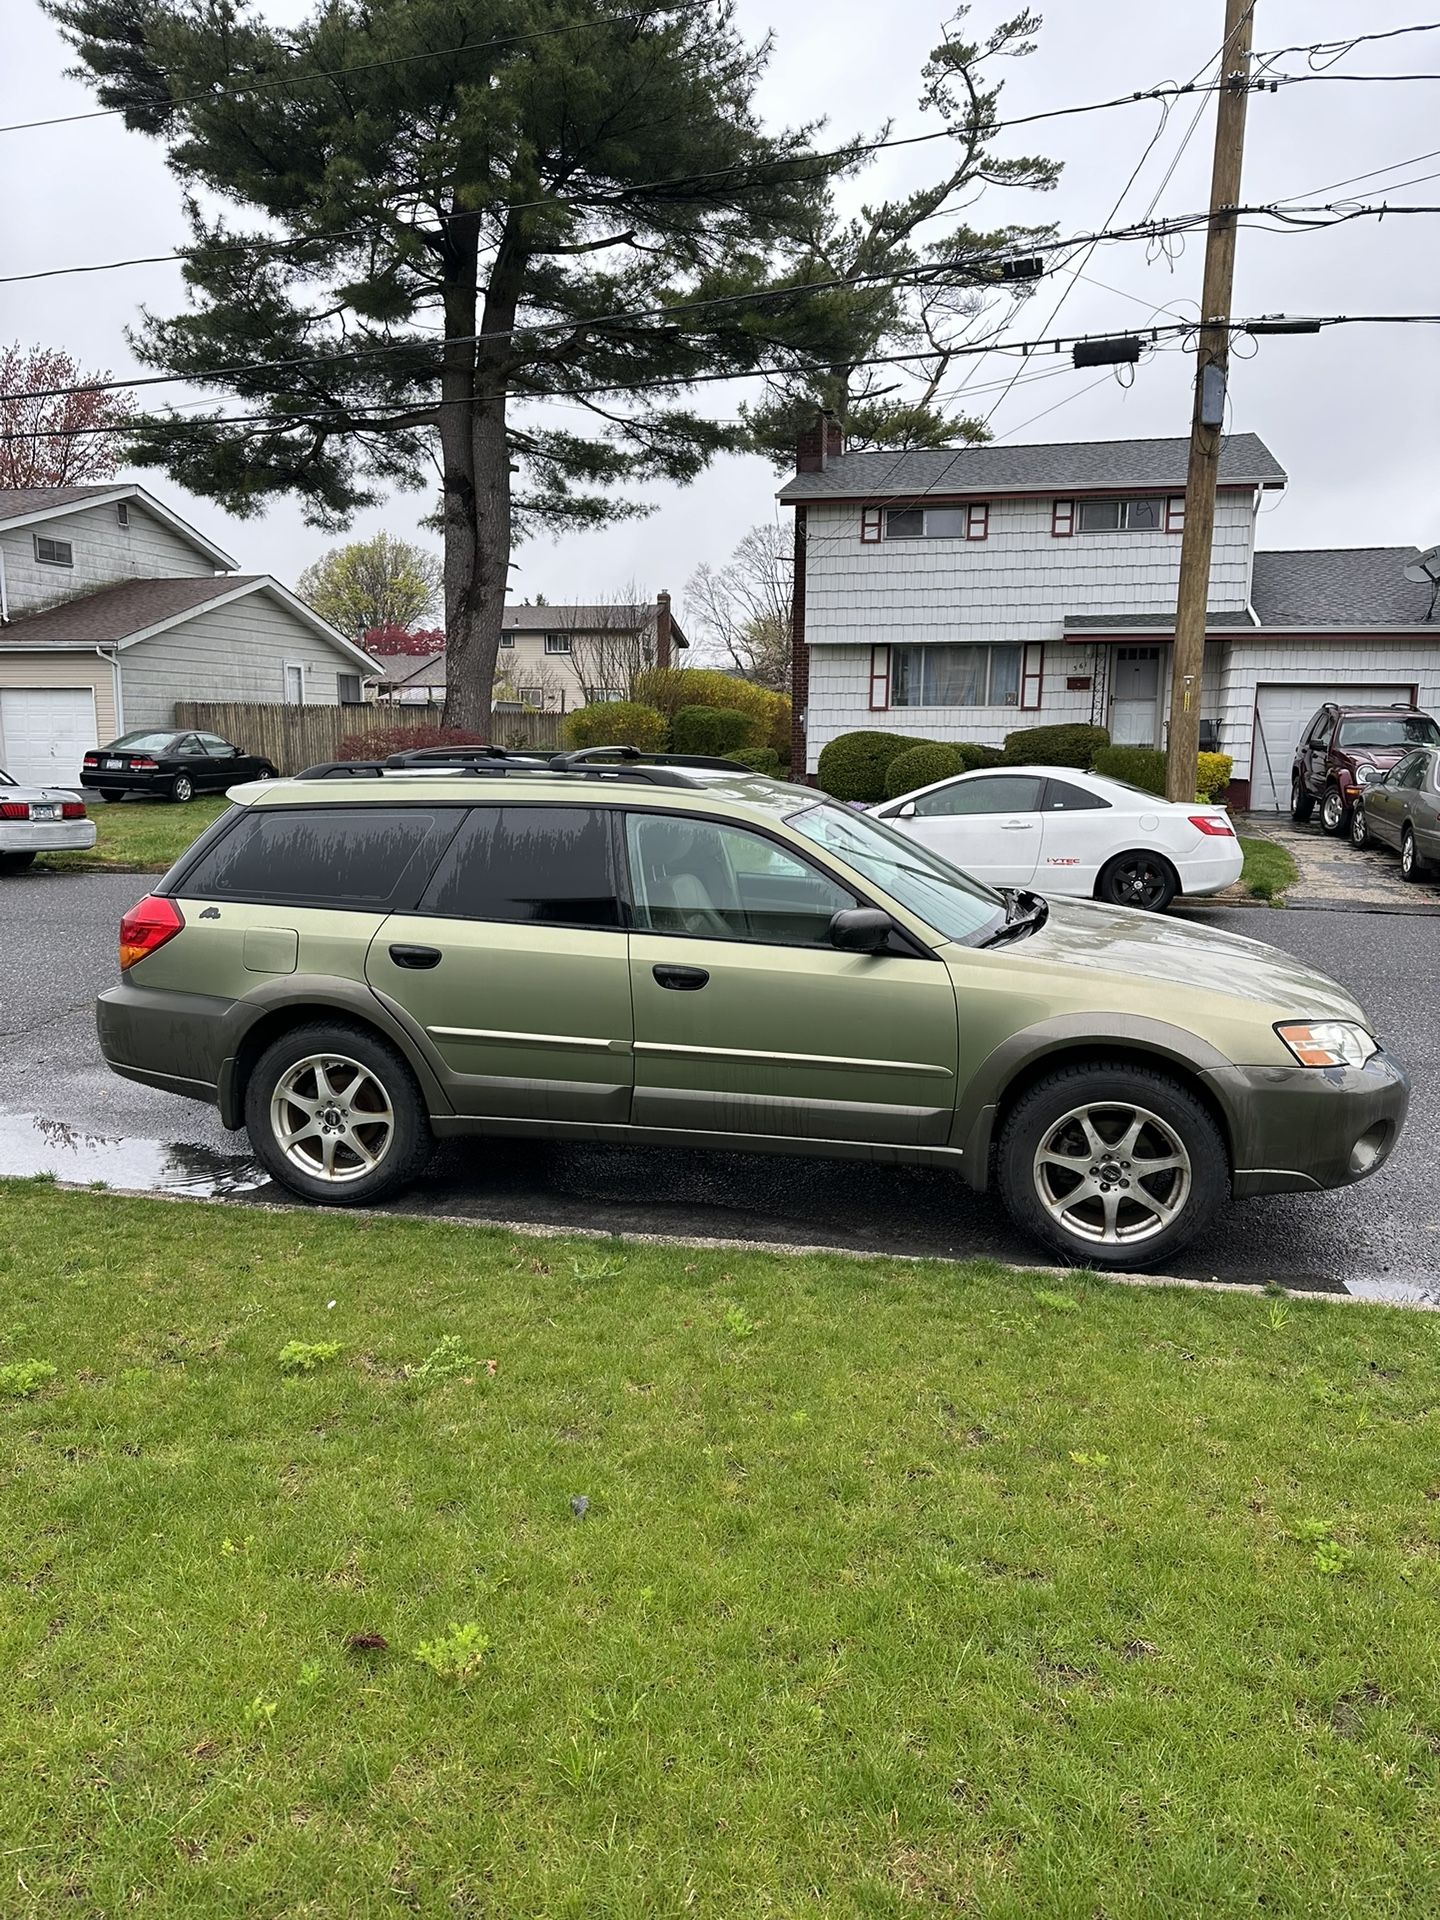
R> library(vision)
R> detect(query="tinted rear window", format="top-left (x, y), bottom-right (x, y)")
top-left (420, 806), bottom-right (620, 926)
top-left (183, 806), bottom-right (463, 909)
top-left (110, 732), bottom-right (179, 751)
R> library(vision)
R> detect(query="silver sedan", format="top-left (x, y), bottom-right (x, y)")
top-left (0, 767), bottom-right (96, 874)
top-left (1352, 746), bottom-right (1440, 882)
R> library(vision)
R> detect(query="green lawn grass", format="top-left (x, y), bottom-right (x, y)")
top-left (45, 794), bottom-right (230, 873)
top-left (3, 1183), bottom-right (1439, 1917)
top-left (1239, 834), bottom-right (1299, 903)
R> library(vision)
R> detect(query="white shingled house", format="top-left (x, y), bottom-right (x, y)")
top-left (0, 482), bottom-right (376, 787)
top-left (780, 423), bottom-right (1440, 808)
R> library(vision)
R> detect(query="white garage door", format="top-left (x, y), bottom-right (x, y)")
top-left (1250, 682), bottom-right (1412, 811)
top-left (0, 687), bottom-right (97, 790)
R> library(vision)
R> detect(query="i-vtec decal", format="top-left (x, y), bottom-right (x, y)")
top-left (1046, 857), bottom-right (1080, 866)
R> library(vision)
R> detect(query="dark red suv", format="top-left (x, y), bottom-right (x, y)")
top-left (1291, 703), bottom-right (1440, 834)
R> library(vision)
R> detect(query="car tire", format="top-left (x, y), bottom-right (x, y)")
top-left (1350, 802), bottom-right (1370, 850)
top-left (1401, 826), bottom-right (1429, 883)
top-left (99, 788), bottom-right (125, 802)
top-left (259, 762), bottom-right (279, 779)
top-left (0, 851), bottom-right (36, 875)
top-left (1320, 784), bottom-right (1349, 835)
top-left (245, 1021), bottom-right (433, 1206)
top-left (996, 1061), bottom-right (1229, 1272)
top-left (1290, 774), bottom-right (1315, 823)
top-left (1095, 852), bottom-right (1178, 913)
top-left (170, 773), bottom-right (194, 803)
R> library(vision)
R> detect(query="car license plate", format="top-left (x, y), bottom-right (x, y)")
top-left (30, 803), bottom-right (59, 821)
top-left (104, 757), bottom-right (123, 769)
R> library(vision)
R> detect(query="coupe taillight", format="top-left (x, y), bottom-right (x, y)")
top-left (61, 801), bottom-right (86, 820)
top-left (128, 757), bottom-right (159, 771)
top-left (1189, 814), bottom-right (1235, 837)
top-left (83, 754), bottom-right (100, 768)
top-left (119, 895), bottom-right (184, 971)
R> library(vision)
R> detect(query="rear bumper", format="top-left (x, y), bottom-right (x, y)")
top-left (1178, 842), bottom-right (1244, 897)
top-left (0, 820), bottom-right (96, 852)
top-left (81, 770), bottom-right (171, 795)
top-left (97, 981), bottom-right (231, 1105)
top-left (1203, 1050), bottom-right (1410, 1196)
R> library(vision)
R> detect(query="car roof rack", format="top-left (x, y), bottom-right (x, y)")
top-left (292, 744), bottom-right (755, 788)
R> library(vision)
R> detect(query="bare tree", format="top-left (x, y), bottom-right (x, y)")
top-left (561, 587), bottom-right (657, 704)
top-left (686, 526), bottom-right (792, 692)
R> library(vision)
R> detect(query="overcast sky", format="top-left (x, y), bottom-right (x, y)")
top-left (4, 0), bottom-right (1437, 617)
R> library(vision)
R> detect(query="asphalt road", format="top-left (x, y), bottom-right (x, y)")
top-left (2, 870), bottom-right (1437, 1302)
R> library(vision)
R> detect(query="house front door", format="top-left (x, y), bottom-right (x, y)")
top-left (1110, 646), bottom-right (1162, 746)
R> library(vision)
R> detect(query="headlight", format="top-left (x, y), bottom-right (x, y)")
top-left (1356, 765), bottom-right (1374, 786)
top-left (1275, 1020), bottom-right (1379, 1069)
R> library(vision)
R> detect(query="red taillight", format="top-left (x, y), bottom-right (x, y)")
top-left (62, 801), bottom-right (86, 820)
top-left (119, 894), bottom-right (184, 971)
top-left (1189, 814), bottom-right (1235, 837)
top-left (128, 757), bottom-right (159, 771)
top-left (0, 801), bottom-right (26, 821)
top-left (83, 754), bottom-right (100, 768)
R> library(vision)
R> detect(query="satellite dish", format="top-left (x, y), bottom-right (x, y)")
top-left (1404, 544), bottom-right (1440, 584)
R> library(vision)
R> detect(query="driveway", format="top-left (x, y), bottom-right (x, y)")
top-left (1, 872), bottom-right (1437, 1304)
top-left (1240, 811), bottom-right (1440, 913)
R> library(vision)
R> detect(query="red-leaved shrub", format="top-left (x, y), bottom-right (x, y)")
top-left (337, 724), bottom-right (487, 759)
top-left (362, 625), bottom-right (446, 656)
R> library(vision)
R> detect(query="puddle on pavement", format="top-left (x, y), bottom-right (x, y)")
top-left (0, 1111), bottom-right (267, 1197)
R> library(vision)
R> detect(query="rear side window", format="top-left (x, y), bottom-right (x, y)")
top-left (1042, 778), bottom-right (1109, 812)
top-left (419, 806), bottom-right (621, 927)
top-left (182, 806), bottom-right (463, 909)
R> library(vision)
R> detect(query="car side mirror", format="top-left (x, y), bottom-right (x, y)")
top-left (829, 907), bottom-right (893, 955)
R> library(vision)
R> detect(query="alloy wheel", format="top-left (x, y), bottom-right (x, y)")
top-left (173, 774), bottom-right (194, 802)
top-left (1402, 830), bottom-right (1416, 877)
top-left (1351, 804), bottom-right (1368, 849)
top-left (1321, 788), bottom-right (1345, 831)
top-left (269, 1053), bottom-right (395, 1183)
top-left (1031, 1101), bottom-right (1192, 1247)
top-left (1105, 855), bottom-right (1171, 910)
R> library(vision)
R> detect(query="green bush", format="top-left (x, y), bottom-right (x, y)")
top-left (817, 730), bottom-right (926, 803)
top-left (1001, 723), bottom-right (1109, 769)
top-left (1092, 745), bottom-right (1166, 795)
top-left (883, 742), bottom-right (967, 799)
top-left (1196, 751), bottom-right (1234, 802)
top-left (671, 704), bottom-right (762, 756)
top-left (562, 701), bottom-right (668, 753)
top-left (956, 741), bottom-right (1004, 770)
top-left (732, 746), bottom-right (782, 775)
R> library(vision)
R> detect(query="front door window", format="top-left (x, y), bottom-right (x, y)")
top-left (1110, 646), bottom-right (1162, 746)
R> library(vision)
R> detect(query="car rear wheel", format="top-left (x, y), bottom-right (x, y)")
top-left (99, 788), bottom-right (125, 802)
top-left (170, 773), bottom-right (194, 803)
top-left (245, 1021), bottom-right (432, 1206)
top-left (1401, 826), bottom-right (1429, 883)
top-left (1350, 802), bottom-right (1370, 849)
top-left (1290, 774), bottom-right (1315, 823)
top-left (1320, 785), bottom-right (1350, 835)
top-left (0, 851), bottom-right (36, 875)
top-left (1095, 852), bottom-right (1178, 913)
top-left (996, 1062), bottom-right (1228, 1271)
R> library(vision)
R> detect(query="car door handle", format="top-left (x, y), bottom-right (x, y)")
top-left (652, 963), bottom-right (709, 991)
top-left (1000, 820), bottom-right (1037, 831)
top-left (388, 943), bottom-right (442, 970)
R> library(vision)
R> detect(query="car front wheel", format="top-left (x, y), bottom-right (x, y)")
top-left (996, 1062), bottom-right (1228, 1270)
top-left (245, 1021), bottom-right (433, 1206)
top-left (1320, 785), bottom-right (1349, 835)
top-left (1095, 852), bottom-right (1178, 913)
top-left (1290, 773), bottom-right (1315, 823)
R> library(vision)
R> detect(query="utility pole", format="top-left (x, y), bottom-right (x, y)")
top-left (1165, 0), bottom-right (1256, 802)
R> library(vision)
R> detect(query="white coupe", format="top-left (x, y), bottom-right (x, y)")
top-left (871, 764), bottom-right (1242, 912)
top-left (0, 766), bottom-right (96, 874)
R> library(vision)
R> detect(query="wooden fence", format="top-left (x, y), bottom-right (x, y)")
top-left (172, 700), bottom-right (564, 773)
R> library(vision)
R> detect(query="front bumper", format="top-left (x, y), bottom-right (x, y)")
top-left (0, 819), bottom-right (96, 852)
top-left (1203, 1050), bottom-right (1410, 1197)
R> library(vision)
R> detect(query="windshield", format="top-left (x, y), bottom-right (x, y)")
top-left (786, 802), bottom-right (1004, 944)
top-left (110, 731), bottom-right (179, 751)
top-left (1337, 715), bottom-right (1440, 750)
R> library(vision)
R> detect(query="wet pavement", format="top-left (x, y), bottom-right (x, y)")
top-left (2, 870), bottom-right (1438, 1305)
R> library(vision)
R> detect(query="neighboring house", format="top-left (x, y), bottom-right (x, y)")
top-left (779, 423), bottom-right (1440, 807)
top-left (376, 593), bottom-right (687, 709)
top-left (0, 483), bottom-right (375, 787)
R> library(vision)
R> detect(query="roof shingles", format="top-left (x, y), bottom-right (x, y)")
top-left (1, 574), bottom-right (263, 646)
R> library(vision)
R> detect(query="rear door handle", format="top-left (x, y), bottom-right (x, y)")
top-left (1000, 819), bottom-right (1037, 831)
top-left (389, 943), bottom-right (442, 970)
top-left (652, 963), bottom-right (709, 991)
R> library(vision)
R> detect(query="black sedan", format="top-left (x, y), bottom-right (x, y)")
top-left (81, 731), bottom-right (278, 803)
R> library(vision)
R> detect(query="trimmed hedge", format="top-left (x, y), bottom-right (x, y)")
top-left (671, 704), bottom-right (762, 756)
top-left (562, 700), bottom-right (669, 753)
top-left (732, 746), bottom-right (782, 775)
top-left (633, 667), bottom-right (791, 755)
top-left (816, 730), bottom-right (926, 804)
top-left (957, 741), bottom-right (1004, 770)
top-left (1092, 744), bottom-right (1166, 795)
top-left (1001, 722), bottom-right (1109, 769)
top-left (883, 742), bottom-right (967, 799)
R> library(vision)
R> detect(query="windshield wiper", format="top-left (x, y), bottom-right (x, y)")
top-left (980, 887), bottom-right (1050, 948)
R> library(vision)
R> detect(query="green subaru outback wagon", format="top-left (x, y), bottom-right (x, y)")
top-left (97, 748), bottom-right (1408, 1271)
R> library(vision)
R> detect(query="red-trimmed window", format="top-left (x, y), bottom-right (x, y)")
top-left (869, 645), bottom-right (890, 709)
top-left (860, 505), bottom-right (883, 543)
top-left (1020, 642), bottom-right (1044, 710)
top-left (1051, 499), bottom-right (1075, 537)
top-left (966, 502), bottom-right (989, 541)
top-left (1165, 495), bottom-right (1185, 534)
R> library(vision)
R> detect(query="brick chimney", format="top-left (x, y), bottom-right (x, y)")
top-left (654, 589), bottom-right (674, 670)
top-left (795, 411), bottom-right (844, 474)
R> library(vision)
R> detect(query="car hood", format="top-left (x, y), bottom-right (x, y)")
top-left (1011, 895), bottom-right (1368, 1021)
